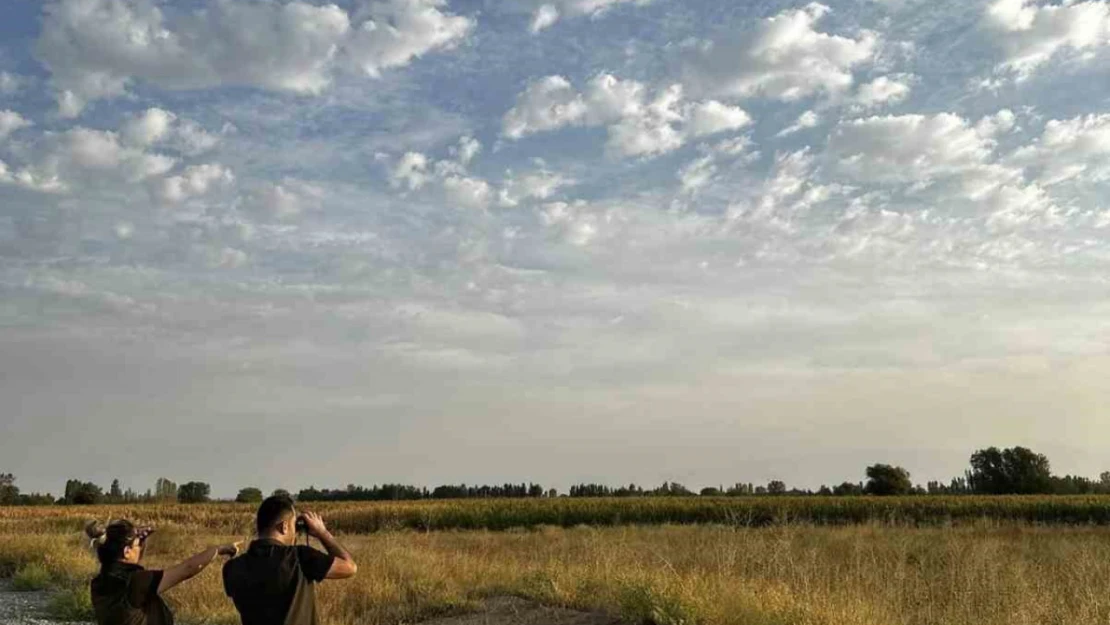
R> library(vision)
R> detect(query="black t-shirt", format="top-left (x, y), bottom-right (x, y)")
top-left (91, 563), bottom-right (173, 625)
top-left (223, 539), bottom-right (334, 625)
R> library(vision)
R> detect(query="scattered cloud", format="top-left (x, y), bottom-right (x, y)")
top-left (346, 0), bottom-right (474, 78)
top-left (985, 0), bottom-right (1110, 79)
top-left (157, 163), bottom-right (234, 204)
top-left (777, 110), bottom-right (821, 137)
top-left (850, 74), bottom-right (914, 110)
top-left (529, 0), bottom-right (652, 33)
top-left (388, 138), bottom-right (572, 210)
top-left (684, 3), bottom-right (879, 101)
top-left (0, 110), bottom-right (32, 140)
top-left (503, 74), bottom-right (751, 157)
top-left (1011, 113), bottom-right (1110, 185)
top-left (35, 0), bottom-right (474, 116)
top-left (827, 113), bottom-right (997, 184)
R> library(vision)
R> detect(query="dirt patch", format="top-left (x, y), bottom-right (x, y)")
top-left (418, 597), bottom-right (622, 625)
top-left (0, 580), bottom-right (63, 625)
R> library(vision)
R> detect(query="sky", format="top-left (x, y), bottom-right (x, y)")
top-left (3, 0), bottom-right (1110, 498)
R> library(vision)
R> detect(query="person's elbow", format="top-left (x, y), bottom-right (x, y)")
top-left (327, 559), bottom-right (358, 580)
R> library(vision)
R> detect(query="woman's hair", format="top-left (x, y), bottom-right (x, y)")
top-left (85, 519), bottom-right (141, 567)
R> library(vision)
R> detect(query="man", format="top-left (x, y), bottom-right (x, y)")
top-left (223, 495), bottom-right (358, 625)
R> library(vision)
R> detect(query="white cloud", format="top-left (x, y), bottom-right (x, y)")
top-left (605, 84), bottom-right (687, 158)
top-left (389, 143), bottom-right (570, 210)
top-left (687, 100), bottom-right (753, 138)
top-left (684, 3), bottom-right (879, 101)
top-left (173, 120), bottom-right (223, 156)
top-left (530, 4), bottom-right (561, 33)
top-left (157, 163), bottom-right (234, 203)
top-left (539, 200), bottom-right (601, 246)
top-left (35, 0), bottom-right (473, 115)
top-left (442, 175), bottom-right (493, 209)
top-left (727, 149), bottom-right (839, 229)
top-left (450, 136), bottom-right (482, 165)
top-left (390, 152), bottom-right (432, 191)
top-left (827, 113), bottom-right (996, 184)
top-left (346, 0), bottom-right (474, 77)
top-left (824, 112), bottom-right (1063, 235)
top-left (120, 108), bottom-right (176, 146)
top-left (498, 167), bottom-right (569, 207)
top-left (243, 180), bottom-right (325, 219)
top-left (777, 110), bottom-right (821, 137)
top-left (851, 75), bottom-right (913, 110)
top-left (503, 74), bottom-right (753, 158)
top-left (985, 0), bottom-right (1110, 78)
top-left (502, 76), bottom-right (588, 139)
top-left (0, 110), bottom-right (32, 140)
top-left (1010, 114), bottom-right (1110, 185)
top-left (678, 154), bottom-right (717, 193)
top-left (975, 109), bottom-right (1018, 139)
top-left (528, 0), bottom-right (651, 32)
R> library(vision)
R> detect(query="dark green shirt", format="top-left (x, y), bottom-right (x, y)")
top-left (223, 539), bottom-right (334, 625)
top-left (91, 563), bottom-right (173, 625)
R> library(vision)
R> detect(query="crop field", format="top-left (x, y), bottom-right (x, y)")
top-left (5, 497), bottom-right (1110, 625)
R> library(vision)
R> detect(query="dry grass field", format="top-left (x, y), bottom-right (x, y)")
top-left (3, 500), bottom-right (1110, 625)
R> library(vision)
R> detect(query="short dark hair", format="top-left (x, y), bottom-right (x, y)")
top-left (256, 495), bottom-right (295, 534)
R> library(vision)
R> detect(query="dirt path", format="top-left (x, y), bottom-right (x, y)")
top-left (420, 597), bottom-right (622, 625)
top-left (0, 580), bottom-right (69, 625)
top-left (0, 583), bottom-right (614, 625)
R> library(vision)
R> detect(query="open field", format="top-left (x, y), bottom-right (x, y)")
top-left (5, 500), bottom-right (1110, 625)
top-left (7, 496), bottom-right (1110, 533)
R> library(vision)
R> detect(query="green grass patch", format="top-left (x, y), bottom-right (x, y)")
top-left (48, 586), bottom-right (95, 622)
top-left (11, 562), bottom-right (52, 591)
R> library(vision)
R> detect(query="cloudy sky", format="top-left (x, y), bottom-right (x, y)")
top-left (3, 0), bottom-right (1110, 498)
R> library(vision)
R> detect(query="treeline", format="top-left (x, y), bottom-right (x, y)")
top-left (5, 446), bottom-right (1110, 506)
top-left (0, 475), bottom-right (212, 506)
top-left (296, 483), bottom-right (553, 501)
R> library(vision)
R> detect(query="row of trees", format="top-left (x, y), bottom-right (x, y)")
top-left (0, 476), bottom-right (214, 506)
top-left (4, 447), bottom-right (1109, 506)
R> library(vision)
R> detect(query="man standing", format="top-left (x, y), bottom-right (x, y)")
top-left (223, 495), bottom-right (358, 625)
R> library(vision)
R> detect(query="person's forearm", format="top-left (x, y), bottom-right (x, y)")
top-left (179, 546), bottom-right (220, 579)
top-left (314, 530), bottom-right (354, 563)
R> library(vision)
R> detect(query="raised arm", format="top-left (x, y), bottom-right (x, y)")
top-left (302, 512), bottom-right (358, 580)
top-left (157, 542), bottom-right (242, 594)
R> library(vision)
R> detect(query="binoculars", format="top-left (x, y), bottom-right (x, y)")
top-left (294, 515), bottom-right (307, 533)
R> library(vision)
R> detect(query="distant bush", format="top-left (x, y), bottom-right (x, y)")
top-left (177, 482), bottom-right (211, 504)
top-left (236, 487), bottom-right (264, 503)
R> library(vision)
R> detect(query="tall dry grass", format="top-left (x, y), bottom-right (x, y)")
top-left (3, 504), bottom-right (1110, 625)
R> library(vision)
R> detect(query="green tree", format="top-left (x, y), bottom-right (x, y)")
top-left (767, 480), bottom-right (787, 495)
top-left (236, 487), bottom-right (264, 503)
top-left (64, 479), bottom-right (103, 505)
top-left (0, 474), bottom-right (19, 505)
top-left (968, 446), bottom-right (1053, 494)
top-left (864, 464), bottom-right (913, 496)
top-left (272, 489), bottom-right (292, 499)
top-left (177, 482), bottom-right (211, 504)
top-left (832, 481), bottom-right (864, 496)
top-left (109, 479), bottom-right (123, 502)
top-left (154, 478), bottom-right (178, 502)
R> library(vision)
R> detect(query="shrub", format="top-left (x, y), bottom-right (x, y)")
top-left (11, 562), bottom-right (52, 591)
top-left (49, 586), bottom-right (95, 621)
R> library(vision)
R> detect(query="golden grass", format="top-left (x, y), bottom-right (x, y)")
top-left (4, 504), bottom-right (1110, 625)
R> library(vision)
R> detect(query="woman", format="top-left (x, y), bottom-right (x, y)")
top-left (85, 520), bottom-right (241, 625)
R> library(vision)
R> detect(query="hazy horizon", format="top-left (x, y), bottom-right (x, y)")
top-left (4, 0), bottom-right (1110, 500)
